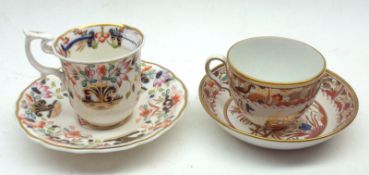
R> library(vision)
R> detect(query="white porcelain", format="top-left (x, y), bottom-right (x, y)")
top-left (24, 24), bottom-right (144, 127)
top-left (228, 36), bottom-right (326, 83)
top-left (16, 61), bottom-right (188, 153)
top-left (199, 64), bottom-right (358, 150)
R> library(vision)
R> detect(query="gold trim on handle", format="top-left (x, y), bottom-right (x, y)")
top-left (205, 56), bottom-right (230, 94)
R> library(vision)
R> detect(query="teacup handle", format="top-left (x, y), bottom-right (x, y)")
top-left (24, 30), bottom-right (65, 86)
top-left (205, 55), bottom-right (230, 92)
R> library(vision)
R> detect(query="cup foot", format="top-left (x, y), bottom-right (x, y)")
top-left (225, 99), bottom-right (328, 137)
top-left (239, 115), bottom-right (298, 131)
top-left (264, 115), bottom-right (299, 131)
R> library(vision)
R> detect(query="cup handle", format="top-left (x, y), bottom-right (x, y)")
top-left (24, 30), bottom-right (65, 88)
top-left (205, 54), bottom-right (230, 93)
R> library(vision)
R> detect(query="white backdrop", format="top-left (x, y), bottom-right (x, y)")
top-left (1, 0), bottom-right (368, 174)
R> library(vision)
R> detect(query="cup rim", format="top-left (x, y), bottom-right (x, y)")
top-left (52, 23), bottom-right (145, 64)
top-left (226, 36), bottom-right (327, 88)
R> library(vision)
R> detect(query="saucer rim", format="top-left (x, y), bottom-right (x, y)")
top-left (199, 65), bottom-right (359, 143)
top-left (15, 60), bottom-right (188, 153)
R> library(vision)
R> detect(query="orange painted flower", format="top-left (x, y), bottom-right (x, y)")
top-left (172, 94), bottom-right (181, 105)
top-left (38, 121), bottom-right (46, 128)
top-left (140, 108), bottom-right (152, 117)
top-left (64, 130), bottom-right (81, 138)
top-left (142, 66), bottom-right (152, 72)
top-left (272, 94), bottom-right (283, 103)
top-left (248, 93), bottom-right (265, 102)
top-left (95, 31), bottom-right (109, 43)
top-left (97, 65), bottom-right (107, 78)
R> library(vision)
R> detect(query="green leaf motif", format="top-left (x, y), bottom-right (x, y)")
top-left (111, 77), bottom-right (117, 83)
top-left (47, 128), bottom-right (54, 135)
top-left (109, 64), bottom-right (115, 71)
top-left (80, 71), bottom-right (86, 76)
top-left (81, 80), bottom-right (87, 87)
top-left (92, 41), bottom-right (98, 49)
top-left (111, 43), bottom-right (119, 48)
top-left (125, 91), bottom-right (131, 99)
top-left (148, 89), bottom-right (155, 95)
top-left (95, 139), bottom-right (102, 144)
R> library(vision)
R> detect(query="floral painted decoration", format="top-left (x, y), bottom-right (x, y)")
top-left (227, 67), bottom-right (322, 129)
top-left (62, 55), bottom-right (139, 110)
top-left (226, 100), bottom-right (327, 140)
top-left (201, 65), bottom-right (358, 141)
top-left (55, 25), bottom-right (142, 58)
top-left (16, 62), bottom-right (187, 151)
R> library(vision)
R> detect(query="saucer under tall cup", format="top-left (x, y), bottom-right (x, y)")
top-left (205, 36), bottom-right (327, 130)
top-left (24, 24), bottom-right (144, 127)
top-left (16, 61), bottom-right (188, 153)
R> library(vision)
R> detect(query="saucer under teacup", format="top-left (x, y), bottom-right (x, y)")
top-left (199, 64), bottom-right (358, 150)
top-left (16, 61), bottom-right (188, 154)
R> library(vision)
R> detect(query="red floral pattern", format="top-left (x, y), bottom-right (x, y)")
top-left (16, 62), bottom-right (186, 149)
top-left (201, 65), bottom-right (357, 141)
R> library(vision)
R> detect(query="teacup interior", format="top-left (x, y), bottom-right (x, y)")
top-left (228, 37), bottom-right (325, 83)
top-left (54, 24), bottom-right (143, 62)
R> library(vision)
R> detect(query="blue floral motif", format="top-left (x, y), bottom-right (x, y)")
top-left (299, 123), bottom-right (312, 131)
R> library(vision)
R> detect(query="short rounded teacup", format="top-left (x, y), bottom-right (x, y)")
top-left (205, 36), bottom-right (326, 130)
top-left (25, 24), bottom-right (144, 127)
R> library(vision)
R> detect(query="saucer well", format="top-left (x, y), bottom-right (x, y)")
top-left (16, 61), bottom-right (188, 153)
top-left (199, 64), bottom-right (358, 150)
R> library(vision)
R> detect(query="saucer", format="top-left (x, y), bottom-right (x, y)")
top-left (199, 64), bottom-right (358, 150)
top-left (16, 61), bottom-right (188, 153)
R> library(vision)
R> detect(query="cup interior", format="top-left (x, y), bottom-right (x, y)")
top-left (54, 24), bottom-right (144, 62)
top-left (227, 37), bottom-right (326, 84)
